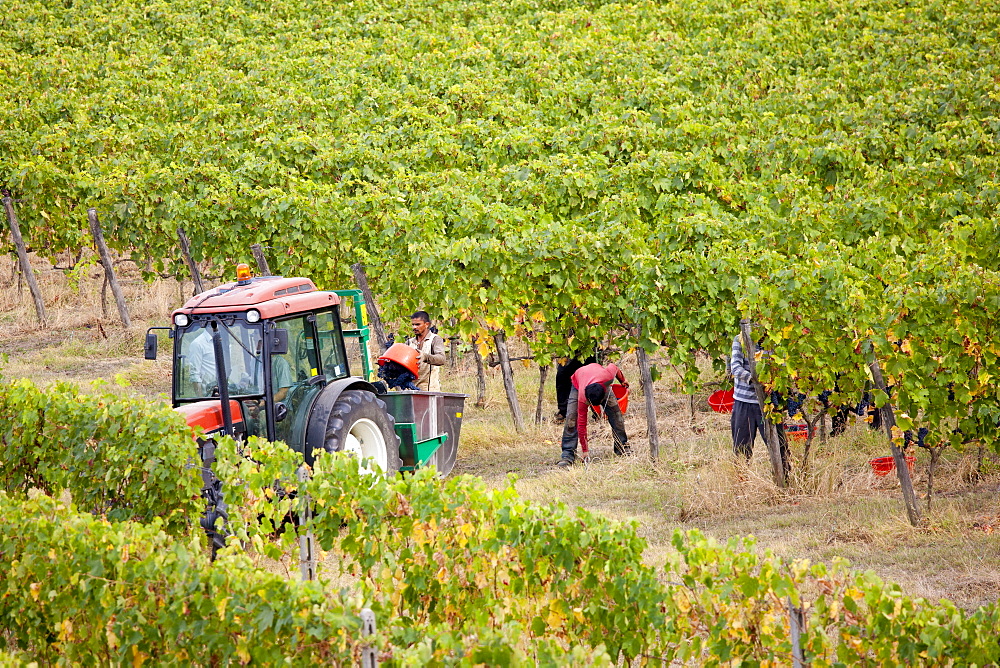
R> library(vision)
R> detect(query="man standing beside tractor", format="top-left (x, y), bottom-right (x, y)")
top-left (556, 362), bottom-right (630, 466)
top-left (406, 310), bottom-right (446, 392)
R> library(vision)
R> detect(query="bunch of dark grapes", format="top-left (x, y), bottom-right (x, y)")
top-left (786, 393), bottom-right (806, 417)
top-left (854, 393), bottom-right (870, 416)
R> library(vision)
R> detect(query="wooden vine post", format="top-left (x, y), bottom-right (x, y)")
top-left (471, 335), bottom-right (487, 408)
top-left (88, 208), bottom-right (130, 328)
top-left (740, 319), bottom-right (787, 488)
top-left (177, 227), bottom-right (205, 295)
top-left (297, 465), bottom-right (316, 581)
top-left (493, 329), bottom-right (525, 432)
top-left (635, 340), bottom-right (660, 461)
top-left (250, 243), bottom-right (272, 276)
top-left (2, 196), bottom-right (46, 327)
top-left (535, 364), bottom-right (549, 425)
top-left (868, 358), bottom-right (922, 526)
top-left (350, 262), bottom-right (388, 351)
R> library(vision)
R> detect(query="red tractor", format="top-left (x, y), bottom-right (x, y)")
top-left (145, 265), bottom-right (464, 548)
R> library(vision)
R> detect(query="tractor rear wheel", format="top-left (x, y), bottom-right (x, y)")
top-left (323, 390), bottom-right (401, 475)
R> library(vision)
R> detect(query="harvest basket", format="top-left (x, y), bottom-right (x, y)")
top-left (784, 422), bottom-right (810, 441)
top-left (869, 455), bottom-right (915, 477)
top-left (593, 384), bottom-right (629, 417)
top-left (708, 389), bottom-right (735, 414)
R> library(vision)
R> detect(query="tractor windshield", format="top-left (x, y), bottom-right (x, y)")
top-left (175, 321), bottom-right (265, 401)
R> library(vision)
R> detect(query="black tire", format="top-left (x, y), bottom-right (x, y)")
top-left (323, 390), bottom-right (401, 475)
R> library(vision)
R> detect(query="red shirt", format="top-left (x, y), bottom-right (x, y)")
top-left (571, 363), bottom-right (626, 452)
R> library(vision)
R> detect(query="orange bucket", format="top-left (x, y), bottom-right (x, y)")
top-left (377, 343), bottom-right (420, 377)
top-left (592, 384), bottom-right (629, 417)
top-left (708, 389), bottom-right (735, 414)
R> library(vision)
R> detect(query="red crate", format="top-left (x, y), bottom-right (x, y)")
top-left (870, 455), bottom-right (915, 477)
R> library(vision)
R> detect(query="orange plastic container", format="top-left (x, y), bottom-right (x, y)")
top-left (869, 455), bottom-right (915, 477)
top-left (377, 343), bottom-right (420, 377)
top-left (592, 384), bottom-right (629, 417)
top-left (784, 423), bottom-right (809, 441)
top-left (708, 389), bottom-right (735, 414)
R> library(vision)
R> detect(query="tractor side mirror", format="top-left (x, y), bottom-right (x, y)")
top-left (144, 332), bottom-right (158, 360)
top-left (144, 327), bottom-right (173, 361)
top-left (272, 329), bottom-right (289, 355)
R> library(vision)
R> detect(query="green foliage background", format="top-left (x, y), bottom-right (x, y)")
top-left (4, 0), bottom-right (999, 451)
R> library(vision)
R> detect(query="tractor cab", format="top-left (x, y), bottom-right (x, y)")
top-left (148, 269), bottom-right (346, 453)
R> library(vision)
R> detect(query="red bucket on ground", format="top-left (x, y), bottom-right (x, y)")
top-left (708, 389), bottom-right (735, 414)
top-left (593, 384), bottom-right (629, 417)
top-left (869, 455), bottom-right (915, 477)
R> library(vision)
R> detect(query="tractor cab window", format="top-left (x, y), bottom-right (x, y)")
top-left (271, 314), bottom-right (322, 449)
top-left (315, 310), bottom-right (349, 380)
top-left (175, 321), bottom-right (265, 401)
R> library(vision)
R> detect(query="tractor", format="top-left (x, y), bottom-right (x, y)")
top-left (144, 264), bottom-right (465, 547)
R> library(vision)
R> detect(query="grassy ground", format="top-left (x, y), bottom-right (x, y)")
top-left (2, 255), bottom-right (999, 611)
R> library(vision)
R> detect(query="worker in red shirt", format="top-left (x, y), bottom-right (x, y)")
top-left (556, 362), bottom-right (630, 466)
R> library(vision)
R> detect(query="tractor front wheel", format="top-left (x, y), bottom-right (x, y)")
top-left (322, 390), bottom-right (401, 475)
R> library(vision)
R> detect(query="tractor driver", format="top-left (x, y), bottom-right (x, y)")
top-left (271, 353), bottom-right (294, 403)
top-left (244, 353), bottom-right (294, 439)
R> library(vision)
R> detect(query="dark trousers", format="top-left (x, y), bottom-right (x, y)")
top-left (731, 400), bottom-right (790, 471)
top-left (560, 386), bottom-right (628, 462)
top-left (731, 400), bottom-right (766, 459)
top-left (555, 357), bottom-right (596, 417)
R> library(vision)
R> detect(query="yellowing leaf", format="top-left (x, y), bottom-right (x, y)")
top-left (236, 637), bottom-right (250, 665)
top-left (57, 618), bottom-right (74, 642)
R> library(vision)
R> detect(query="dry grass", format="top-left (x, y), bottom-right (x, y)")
top-left (3, 254), bottom-right (999, 610)
top-left (0, 253), bottom-right (196, 397)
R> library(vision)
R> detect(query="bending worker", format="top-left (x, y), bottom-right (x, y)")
top-left (556, 361), bottom-right (630, 466)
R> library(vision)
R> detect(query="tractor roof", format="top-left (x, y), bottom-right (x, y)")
top-left (172, 276), bottom-right (340, 320)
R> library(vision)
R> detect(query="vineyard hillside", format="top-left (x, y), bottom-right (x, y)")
top-left (2, 0), bottom-right (1000, 662)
